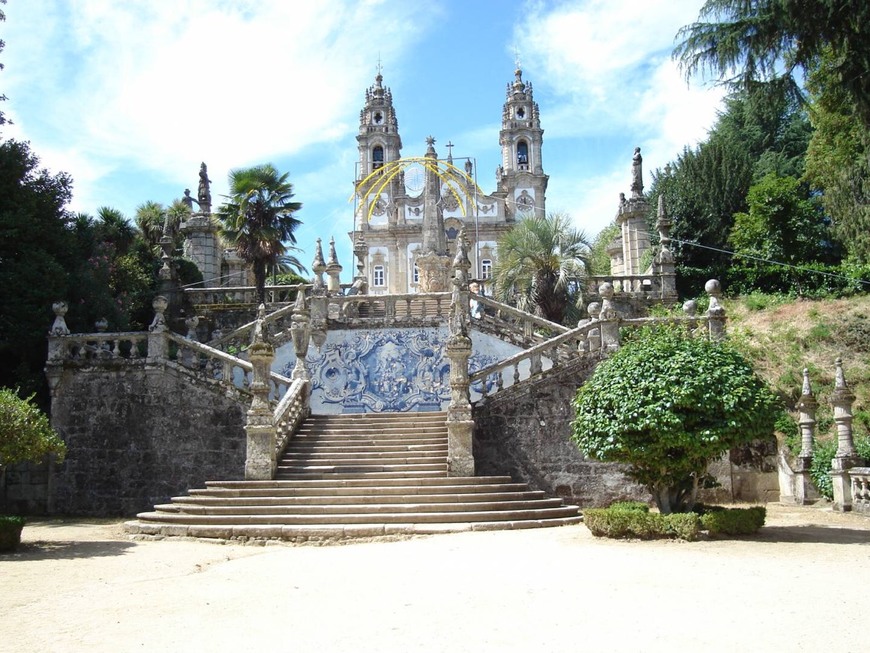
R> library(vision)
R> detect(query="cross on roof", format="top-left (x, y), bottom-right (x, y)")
top-left (446, 141), bottom-right (454, 157)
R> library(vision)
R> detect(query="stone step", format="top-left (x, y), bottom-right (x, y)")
top-left (277, 460), bottom-right (447, 472)
top-left (280, 452), bottom-right (446, 464)
top-left (275, 470), bottom-right (448, 480)
top-left (204, 476), bottom-right (517, 488)
top-left (190, 481), bottom-right (532, 497)
top-left (293, 428), bottom-right (447, 439)
top-left (173, 490), bottom-right (548, 505)
top-left (154, 498), bottom-right (566, 516)
top-left (126, 516), bottom-right (584, 541)
top-left (288, 440), bottom-right (447, 453)
top-left (134, 505), bottom-right (581, 525)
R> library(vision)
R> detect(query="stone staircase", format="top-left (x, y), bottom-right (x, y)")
top-left (126, 412), bottom-right (582, 542)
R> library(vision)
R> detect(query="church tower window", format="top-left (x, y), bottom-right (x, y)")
top-left (517, 141), bottom-right (529, 169)
top-left (373, 264), bottom-right (385, 287)
top-left (373, 146), bottom-right (384, 170)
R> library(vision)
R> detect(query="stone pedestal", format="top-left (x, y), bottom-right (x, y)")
top-left (831, 460), bottom-right (855, 512)
top-left (446, 333), bottom-right (474, 476)
top-left (792, 457), bottom-right (815, 505)
top-left (245, 336), bottom-right (276, 480)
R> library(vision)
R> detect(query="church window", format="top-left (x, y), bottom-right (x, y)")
top-left (517, 141), bottom-right (529, 169)
top-left (412, 262), bottom-right (419, 285)
top-left (373, 146), bottom-right (384, 170)
top-left (481, 259), bottom-right (492, 279)
top-left (373, 264), bottom-right (385, 287)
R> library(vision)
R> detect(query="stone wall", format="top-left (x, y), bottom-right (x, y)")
top-left (48, 362), bottom-right (246, 516)
top-left (473, 355), bottom-right (647, 508)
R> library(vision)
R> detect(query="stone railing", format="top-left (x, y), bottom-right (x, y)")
top-left (473, 295), bottom-right (569, 348)
top-left (208, 301), bottom-right (299, 354)
top-left (850, 469), bottom-right (870, 514)
top-left (330, 291), bottom-right (451, 325)
top-left (469, 279), bottom-right (726, 404)
top-left (185, 284), bottom-right (311, 307)
top-left (589, 274), bottom-right (658, 295)
top-left (274, 377), bottom-right (310, 458)
top-left (469, 321), bottom-right (599, 399)
top-left (47, 332), bottom-right (149, 363)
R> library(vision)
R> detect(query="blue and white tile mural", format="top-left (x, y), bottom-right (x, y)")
top-left (273, 327), bottom-right (521, 414)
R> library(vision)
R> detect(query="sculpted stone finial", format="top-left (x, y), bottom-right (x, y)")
top-left (50, 301), bottom-right (71, 336)
top-left (197, 162), bottom-right (212, 212)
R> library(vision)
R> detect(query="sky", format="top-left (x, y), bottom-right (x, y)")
top-left (2, 0), bottom-right (725, 276)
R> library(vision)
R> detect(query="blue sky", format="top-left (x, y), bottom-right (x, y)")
top-left (2, 0), bottom-right (724, 274)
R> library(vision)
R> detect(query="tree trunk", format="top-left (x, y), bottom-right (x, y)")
top-left (253, 261), bottom-right (267, 306)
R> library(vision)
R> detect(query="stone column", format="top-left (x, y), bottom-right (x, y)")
top-left (586, 301), bottom-right (601, 352)
top-left (830, 358), bottom-right (860, 511)
top-left (245, 304), bottom-right (277, 480)
top-left (446, 229), bottom-right (475, 476)
top-left (147, 295), bottom-right (169, 361)
top-left (598, 283), bottom-right (620, 351)
top-left (705, 279), bottom-right (726, 341)
top-left (793, 368), bottom-right (817, 505)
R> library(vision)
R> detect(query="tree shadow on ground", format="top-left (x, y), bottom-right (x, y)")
top-left (743, 525), bottom-right (870, 545)
top-left (3, 539), bottom-right (136, 560)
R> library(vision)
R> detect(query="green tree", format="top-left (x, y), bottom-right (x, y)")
top-left (674, 0), bottom-right (870, 130)
top-left (492, 212), bottom-right (589, 325)
top-left (0, 140), bottom-right (76, 399)
top-left (571, 326), bottom-right (780, 514)
top-left (648, 89), bottom-right (811, 292)
top-left (587, 222), bottom-right (620, 276)
top-left (729, 173), bottom-right (836, 265)
top-left (804, 50), bottom-right (870, 263)
top-left (216, 164), bottom-right (304, 305)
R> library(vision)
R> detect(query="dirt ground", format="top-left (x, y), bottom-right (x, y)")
top-left (2, 503), bottom-right (869, 653)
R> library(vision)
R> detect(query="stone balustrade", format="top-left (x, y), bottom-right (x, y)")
top-left (470, 321), bottom-right (600, 399)
top-left (851, 468), bottom-right (870, 514)
top-left (331, 291), bottom-right (451, 324)
top-left (275, 378), bottom-right (310, 458)
top-left (185, 284), bottom-right (311, 307)
top-left (588, 274), bottom-right (659, 295)
top-left (47, 332), bottom-right (149, 363)
top-left (473, 295), bottom-right (569, 346)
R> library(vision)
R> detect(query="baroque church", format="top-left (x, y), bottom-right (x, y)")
top-left (351, 67), bottom-right (549, 295)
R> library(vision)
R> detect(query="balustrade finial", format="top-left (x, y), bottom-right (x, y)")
top-left (49, 301), bottom-right (71, 336)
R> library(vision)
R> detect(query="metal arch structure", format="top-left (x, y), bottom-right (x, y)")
top-left (351, 156), bottom-right (486, 223)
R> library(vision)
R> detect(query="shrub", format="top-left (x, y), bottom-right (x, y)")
top-left (0, 515), bottom-right (26, 553)
top-left (0, 388), bottom-right (66, 468)
top-left (583, 507), bottom-right (700, 541)
top-left (608, 501), bottom-right (649, 512)
top-left (700, 506), bottom-right (766, 536)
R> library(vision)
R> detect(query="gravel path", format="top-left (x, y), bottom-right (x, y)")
top-left (2, 503), bottom-right (869, 653)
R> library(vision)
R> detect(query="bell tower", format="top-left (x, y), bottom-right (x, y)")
top-left (354, 71), bottom-right (403, 230)
top-left (497, 67), bottom-right (548, 221)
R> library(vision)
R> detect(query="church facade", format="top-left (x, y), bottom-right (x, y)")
top-left (351, 68), bottom-right (549, 295)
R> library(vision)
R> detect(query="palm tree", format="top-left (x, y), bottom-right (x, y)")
top-left (492, 212), bottom-right (590, 325)
top-left (216, 164), bottom-right (304, 305)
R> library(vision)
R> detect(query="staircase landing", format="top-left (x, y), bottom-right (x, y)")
top-left (125, 412), bottom-right (582, 543)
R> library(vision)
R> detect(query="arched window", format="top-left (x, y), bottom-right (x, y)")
top-left (373, 146), bottom-right (384, 170)
top-left (516, 141), bottom-right (529, 169)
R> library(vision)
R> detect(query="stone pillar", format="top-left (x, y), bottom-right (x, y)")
top-left (325, 237), bottom-right (343, 294)
top-left (446, 229), bottom-right (474, 476)
top-left (682, 299), bottom-right (698, 334)
top-left (705, 279), bottom-right (726, 341)
top-left (45, 301), bottom-right (70, 399)
top-left (655, 194), bottom-right (677, 300)
top-left (245, 304), bottom-right (277, 480)
top-left (830, 358), bottom-right (860, 511)
top-left (586, 301), bottom-right (601, 352)
top-left (147, 295), bottom-right (169, 361)
top-left (289, 290), bottom-right (311, 381)
top-left (185, 315), bottom-right (199, 341)
top-left (793, 368), bottom-right (818, 505)
top-left (598, 283), bottom-right (620, 351)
